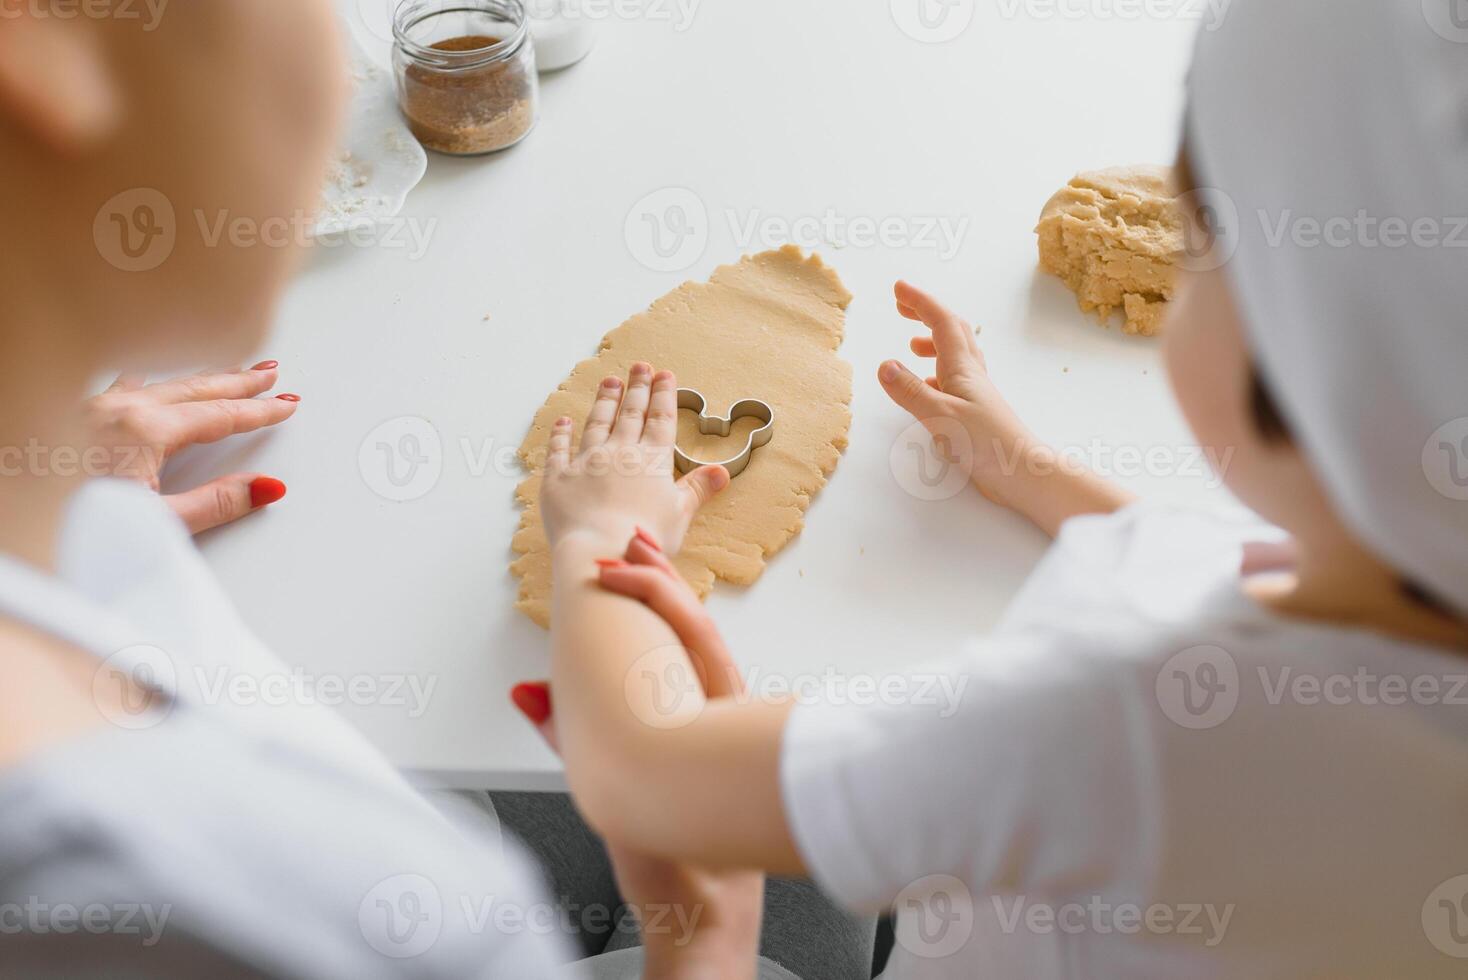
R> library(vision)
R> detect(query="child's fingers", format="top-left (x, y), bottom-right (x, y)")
top-left (897, 300), bottom-right (921, 322)
top-left (676, 465), bottom-right (730, 523)
top-left (580, 376), bottom-right (623, 450)
top-left (547, 417), bottom-right (573, 471)
top-left (879, 359), bottom-right (953, 421)
top-left (927, 377), bottom-right (942, 390)
top-left (597, 565), bottom-right (742, 699)
top-left (607, 362), bottom-right (652, 444)
top-left (1241, 539), bottom-right (1300, 575)
top-left (641, 370), bottom-right (679, 448)
top-left (910, 337), bottom-right (937, 358)
top-left (894, 280), bottom-right (980, 361)
top-left (894, 280), bottom-right (953, 322)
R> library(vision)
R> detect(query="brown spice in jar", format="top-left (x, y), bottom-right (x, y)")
top-left (400, 35), bottom-right (534, 155)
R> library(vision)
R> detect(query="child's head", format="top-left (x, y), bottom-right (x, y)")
top-left (1161, 0), bottom-right (1468, 618)
top-left (1163, 263), bottom-right (1336, 543)
top-left (0, 0), bottom-right (348, 371)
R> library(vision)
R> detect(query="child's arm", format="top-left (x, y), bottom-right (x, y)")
top-left (877, 281), bottom-right (1136, 537)
top-left (541, 365), bottom-right (804, 873)
top-left (512, 595), bottom-right (767, 980)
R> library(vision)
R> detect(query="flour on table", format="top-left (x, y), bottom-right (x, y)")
top-left (319, 151), bottom-right (387, 224)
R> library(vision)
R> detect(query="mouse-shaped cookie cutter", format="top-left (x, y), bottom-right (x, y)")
top-left (673, 388), bottom-right (775, 479)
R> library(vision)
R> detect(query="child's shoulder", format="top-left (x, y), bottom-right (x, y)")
top-left (999, 499), bottom-right (1282, 639)
top-left (990, 499), bottom-right (1467, 736)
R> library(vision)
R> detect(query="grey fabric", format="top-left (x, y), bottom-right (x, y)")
top-left (563, 947), bottom-right (801, 980)
top-left (0, 713), bottom-right (566, 979)
top-left (488, 791), bottom-right (631, 958)
top-left (492, 792), bottom-right (878, 980)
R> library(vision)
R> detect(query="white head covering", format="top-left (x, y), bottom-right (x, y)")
top-left (1187, 0), bottom-right (1468, 614)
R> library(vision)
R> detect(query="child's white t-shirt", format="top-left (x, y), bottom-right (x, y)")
top-left (781, 502), bottom-right (1468, 979)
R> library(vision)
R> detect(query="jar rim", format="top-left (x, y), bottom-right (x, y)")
top-left (392, 0), bottom-right (530, 70)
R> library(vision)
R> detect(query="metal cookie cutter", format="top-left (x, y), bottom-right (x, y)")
top-left (673, 388), bottom-right (775, 479)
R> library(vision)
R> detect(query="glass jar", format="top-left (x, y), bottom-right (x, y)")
top-left (392, 0), bottom-right (539, 156)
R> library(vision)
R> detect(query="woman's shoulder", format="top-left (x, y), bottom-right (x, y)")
top-left (0, 697), bottom-right (569, 977)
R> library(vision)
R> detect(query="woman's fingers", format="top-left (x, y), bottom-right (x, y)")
top-left (617, 535), bottom-right (748, 693)
top-left (910, 336), bottom-right (938, 358)
top-left (165, 474), bottom-right (286, 535)
top-left (167, 395), bottom-right (299, 446)
top-left (510, 682), bottom-right (559, 753)
top-left (580, 376), bottom-right (623, 451)
top-left (640, 370), bottom-right (679, 447)
top-left (623, 531), bottom-right (681, 579)
top-left (607, 362), bottom-right (652, 444)
top-left (547, 417), bottom-right (573, 472)
top-left (597, 563), bottom-right (742, 699)
top-left (146, 363), bottom-right (281, 404)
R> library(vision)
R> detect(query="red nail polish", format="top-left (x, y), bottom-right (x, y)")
top-left (634, 526), bottom-right (662, 553)
top-left (595, 558), bottom-right (629, 569)
top-left (276, 393), bottom-right (301, 403)
top-left (251, 360), bottom-right (279, 371)
top-left (249, 477), bottom-right (287, 508)
top-left (511, 683), bottom-right (552, 725)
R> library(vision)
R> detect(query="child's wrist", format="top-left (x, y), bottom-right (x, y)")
top-left (551, 525), bottom-right (631, 562)
top-left (983, 439), bottom-right (1090, 514)
top-left (985, 439), bottom-right (1057, 503)
top-left (967, 429), bottom-right (1047, 505)
top-left (988, 441), bottom-right (1137, 535)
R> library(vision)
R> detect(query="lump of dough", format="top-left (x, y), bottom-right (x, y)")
top-left (1036, 165), bottom-right (1182, 337)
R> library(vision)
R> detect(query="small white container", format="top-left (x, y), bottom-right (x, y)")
top-left (528, 0), bottom-right (596, 71)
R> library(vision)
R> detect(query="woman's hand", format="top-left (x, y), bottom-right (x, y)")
top-left (83, 362), bottom-right (299, 534)
top-left (539, 363), bottom-right (730, 556)
top-left (513, 532), bottom-right (762, 980)
top-left (878, 281), bottom-right (1135, 537)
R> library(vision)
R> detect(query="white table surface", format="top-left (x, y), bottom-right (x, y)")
top-left (183, 0), bottom-right (1217, 790)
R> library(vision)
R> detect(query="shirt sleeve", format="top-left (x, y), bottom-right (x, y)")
top-left (998, 500), bottom-right (1286, 635)
top-left (779, 633), bottom-right (1159, 914)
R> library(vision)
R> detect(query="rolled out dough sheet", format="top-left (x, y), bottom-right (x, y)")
top-left (511, 246), bottom-right (853, 628)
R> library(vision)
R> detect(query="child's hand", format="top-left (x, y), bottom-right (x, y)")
top-left (540, 363), bottom-right (730, 556)
top-left (877, 281), bottom-right (1037, 506)
top-left (878, 281), bottom-right (1136, 536)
